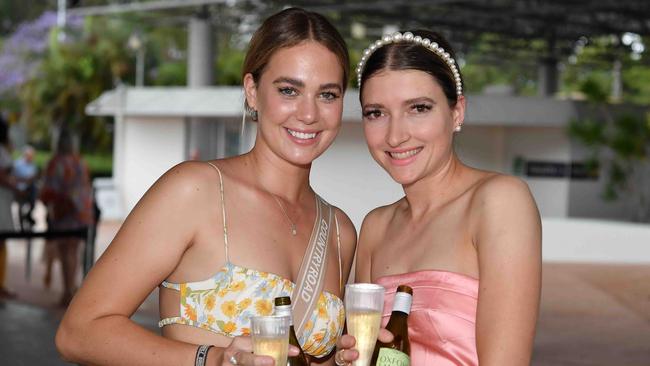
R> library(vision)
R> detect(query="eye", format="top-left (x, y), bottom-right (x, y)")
top-left (278, 87), bottom-right (298, 96)
top-left (363, 109), bottom-right (383, 120)
top-left (320, 91), bottom-right (340, 101)
top-left (411, 103), bottom-right (432, 113)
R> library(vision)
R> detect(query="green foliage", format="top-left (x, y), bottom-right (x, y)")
top-left (216, 45), bottom-right (246, 86)
top-left (32, 149), bottom-right (112, 177)
top-left (153, 61), bottom-right (187, 86)
top-left (560, 35), bottom-right (650, 104)
top-left (578, 77), bottom-right (609, 103)
top-left (19, 16), bottom-right (134, 153)
top-left (569, 107), bottom-right (650, 220)
top-left (623, 65), bottom-right (650, 105)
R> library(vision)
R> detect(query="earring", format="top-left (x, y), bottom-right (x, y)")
top-left (240, 112), bottom-right (246, 140)
top-left (250, 109), bottom-right (258, 121)
top-left (454, 124), bottom-right (463, 132)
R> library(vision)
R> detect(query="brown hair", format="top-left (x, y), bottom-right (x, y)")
top-left (359, 30), bottom-right (462, 107)
top-left (242, 7), bottom-right (350, 94)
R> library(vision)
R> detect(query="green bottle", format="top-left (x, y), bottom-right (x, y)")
top-left (274, 296), bottom-right (310, 366)
top-left (371, 285), bottom-right (413, 366)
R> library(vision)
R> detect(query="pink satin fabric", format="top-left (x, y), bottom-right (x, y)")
top-left (376, 270), bottom-right (479, 366)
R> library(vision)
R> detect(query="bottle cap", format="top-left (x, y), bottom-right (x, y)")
top-left (275, 296), bottom-right (291, 306)
top-left (396, 285), bottom-right (413, 295)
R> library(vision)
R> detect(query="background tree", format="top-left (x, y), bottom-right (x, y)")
top-left (568, 79), bottom-right (650, 222)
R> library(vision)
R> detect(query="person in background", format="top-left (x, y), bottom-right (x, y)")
top-left (40, 128), bottom-right (93, 306)
top-left (13, 145), bottom-right (39, 229)
top-left (338, 30), bottom-right (542, 365)
top-left (0, 115), bottom-right (17, 299)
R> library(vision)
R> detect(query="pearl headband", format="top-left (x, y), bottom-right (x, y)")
top-left (356, 31), bottom-right (462, 96)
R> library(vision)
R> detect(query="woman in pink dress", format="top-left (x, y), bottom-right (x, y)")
top-left (337, 30), bottom-right (541, 366)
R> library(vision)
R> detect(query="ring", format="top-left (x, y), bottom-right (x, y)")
top-left (229, 354), bottom-right (239, 365)
top-left (334, 349), bottom-right (346, 366)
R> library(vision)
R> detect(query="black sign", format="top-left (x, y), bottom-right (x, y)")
top-left (525, 161), bottom-right (598, 180)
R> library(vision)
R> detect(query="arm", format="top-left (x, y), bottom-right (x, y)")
top-left (473, 176), bottom-right (542, 366)
top-left (55, 162), bottom-right (282, 366)
top-left (354, 208), bottom-right (384, 284)
top-left (334, 207), bottom-right (358, 287)
top-left (333, 209), bottom-right (392, 366)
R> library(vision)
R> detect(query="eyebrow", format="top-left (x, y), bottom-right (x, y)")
top-left (403, 97), bottom-right (435, 106)
top-left (363, 96), bottom-right (437, 110)
top-left (272, 77), bottom-right (342, 93)
top-left (362, 103), bottom-right (384, 110)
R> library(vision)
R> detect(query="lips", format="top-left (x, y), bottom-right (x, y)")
top-left (387, 147), bottom-right (423, 160)
top-left (287, 128), bottom-right (318, 140)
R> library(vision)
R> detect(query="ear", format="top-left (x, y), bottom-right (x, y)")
top-left (451, 95), bottom-right (466, 129)
top-left (243, 73), bottom-right (258, 111)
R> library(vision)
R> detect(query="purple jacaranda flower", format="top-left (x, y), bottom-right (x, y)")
top-left (0, 11), bottom-right (83, 94)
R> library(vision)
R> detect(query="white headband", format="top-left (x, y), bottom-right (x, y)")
top-left (356, 31), bottom-right (462, 96)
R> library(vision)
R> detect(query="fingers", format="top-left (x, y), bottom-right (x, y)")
top-left (230, 336), bottom-right (254, 353)
top-left (288, 345), bottom-right (300, 356)
top-left (336, 334), bottom-right (356, 350)
top-left (335, 335), bottom-right (359, 365)
top-left (341, 348), bottom-right (359, 362)
top-left (229, 352), bottom-right (274, 366)
top-left (378, 328), bottom-right (394, 343)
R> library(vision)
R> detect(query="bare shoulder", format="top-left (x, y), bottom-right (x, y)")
top-left (154, 160), bottom-right (219, 194)
top-left (362, 200), bottom-right (399, 230)
top-left (141, 160), bottom-right (226, 208)
top-left (359, 199), bottom-right (401, 248)
top-left (332, 206), bottom-right (357, 244)
top-left (469, 173), bottom-right (541, 245)
top-left (331, 206), bottom-right (358, 270)
top-left (471, 173), bottom-right (537, 214)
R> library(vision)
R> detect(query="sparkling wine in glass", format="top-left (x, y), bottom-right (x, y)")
top-left (345, 283), bottom-right (386, 366)
top-left (251, 315), bottom-right (291, 366)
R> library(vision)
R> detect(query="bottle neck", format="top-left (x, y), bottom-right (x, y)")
top-left (275, 304), bottom-right (294, 326)
top-left (392, 292), bottom-right (412, 315)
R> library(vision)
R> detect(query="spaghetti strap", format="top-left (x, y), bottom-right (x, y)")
top-left (334, 211), bottom-right (343, 292)
top-left (206, 162), bottom-right (230, 263)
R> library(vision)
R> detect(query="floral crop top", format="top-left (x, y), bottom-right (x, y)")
top-left (158, 163), bottom-right (344, 358)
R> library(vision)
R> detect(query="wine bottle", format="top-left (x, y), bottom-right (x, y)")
top-left (274, 296), bottom-right (310, 366)
top-left (370, 285), bottom-right (413, 366)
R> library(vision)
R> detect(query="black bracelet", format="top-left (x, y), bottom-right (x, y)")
top-left (195, 344), bottom-right (214, 366)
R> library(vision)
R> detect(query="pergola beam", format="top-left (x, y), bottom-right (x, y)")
top-left (68, 0), bottom-right (228, 16)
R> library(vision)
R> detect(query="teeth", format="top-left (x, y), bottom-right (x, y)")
top-left (287, 129), bottom-right (317, 140)
top-left (389, 148), bottom-right (421, 159)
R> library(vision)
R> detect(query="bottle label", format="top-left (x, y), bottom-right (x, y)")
top-left (376, 348), bottom-right (410, 366)
top-left (393, 293), bottom-right (412, 315)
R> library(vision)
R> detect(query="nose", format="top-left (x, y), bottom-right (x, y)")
top-left (386, 118), bottom-right (409, 147)
top-left (296, 96), bottom-right (319, 125)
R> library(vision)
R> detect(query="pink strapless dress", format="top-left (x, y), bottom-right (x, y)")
top-left (376, 270), bottom-right (479, 366)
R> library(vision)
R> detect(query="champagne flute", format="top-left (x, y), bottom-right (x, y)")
top-left (251, 315), bottom-right (291, 366)
top-left (345, 283), bottom-right (386, 366)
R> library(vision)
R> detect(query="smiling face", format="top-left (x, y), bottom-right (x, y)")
top-left (243, 41), bottom-right (344, 167)
top-left (361, 69), bottom-right (465, 185)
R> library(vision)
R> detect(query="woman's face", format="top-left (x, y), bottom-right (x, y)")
top-left (361, 69), bottom-right (465, 185)
top-left (244, 41), bottom-right (344, 166)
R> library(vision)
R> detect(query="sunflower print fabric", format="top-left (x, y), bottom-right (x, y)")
top-left (159, 262), bottom-right (344, 357)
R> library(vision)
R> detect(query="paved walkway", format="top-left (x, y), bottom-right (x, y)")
top-left (2, 219), bottom-right (649, 365)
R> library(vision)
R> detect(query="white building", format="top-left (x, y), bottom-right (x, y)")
top-left (86, 86), bottom-right (650, 263)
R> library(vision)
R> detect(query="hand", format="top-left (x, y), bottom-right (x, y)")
top-left (221, 336), bottom-right (300, 366)
top-left (334, 329), bottom-right (393, 365)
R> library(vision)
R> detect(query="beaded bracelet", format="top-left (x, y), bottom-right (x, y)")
top-left (195, 344), bottom-right (214, 366)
